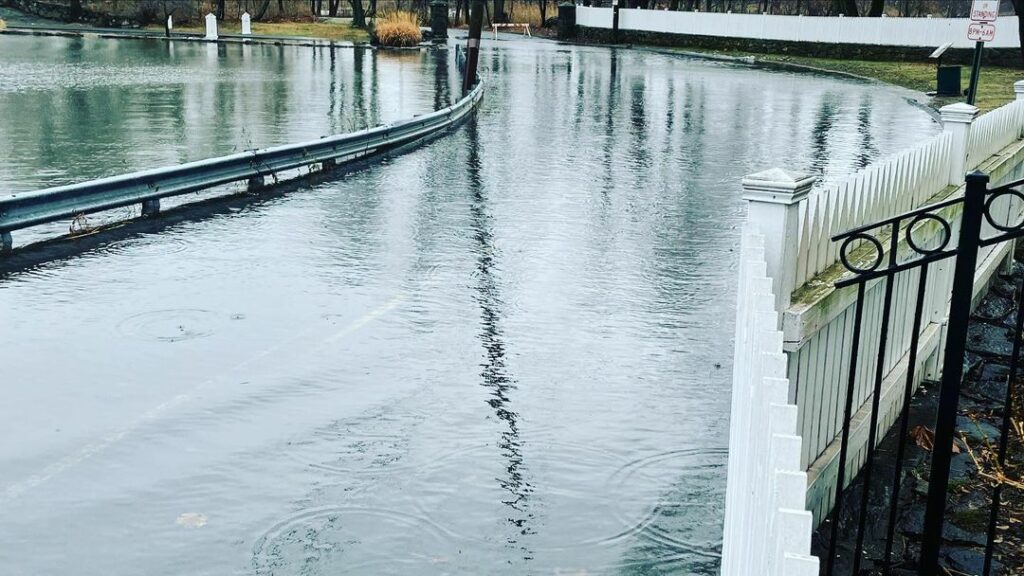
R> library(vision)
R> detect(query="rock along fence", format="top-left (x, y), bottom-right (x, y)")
top-left (722, 80), bottom-right (1024, 574)
top-left (573, 7), bottom-right (1022, 64)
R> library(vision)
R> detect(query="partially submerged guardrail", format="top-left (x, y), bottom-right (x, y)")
top-left (0, 80), bottom-right (485, 252)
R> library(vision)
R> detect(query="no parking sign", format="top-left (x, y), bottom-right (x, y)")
top-left (970, 0), bottom-right (999, 23)
top-left (965, 0), bottom-right (999, 105)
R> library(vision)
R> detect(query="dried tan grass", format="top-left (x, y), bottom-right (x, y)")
top-left (505, 3), bottom-right (544, 27)
top-left (962, 430), bottom-right (1024, 491)
top-left (374, 11), bottom-right (421, 47)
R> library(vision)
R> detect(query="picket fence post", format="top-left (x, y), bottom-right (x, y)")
top-left (940, 102), bottom-right (978, 185)
top-left (741, 168), bottom-right (815, 324)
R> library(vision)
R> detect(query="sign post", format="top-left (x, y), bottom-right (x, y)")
top-left (966, 0), bottom-right (998, 105)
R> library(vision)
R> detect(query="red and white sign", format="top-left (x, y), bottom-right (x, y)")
top-left (968, 22), bottom-right (996, 42)
top-left (970, 0), bottom-right (999, 23)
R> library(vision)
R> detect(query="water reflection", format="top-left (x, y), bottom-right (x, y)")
top-left (855, 94), bottom-right (879, 169)
top-left (810, 95), bottom-right (839, 176)
top-left (466, 121), bottom-right (536, 557)
top-left (0, 35), bottom-right (942, 576)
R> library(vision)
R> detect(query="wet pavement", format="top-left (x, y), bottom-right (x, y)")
top-left (0, 33), bottom-right (940, 574)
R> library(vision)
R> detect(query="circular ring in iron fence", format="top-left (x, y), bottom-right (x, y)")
top-left (839, 233), bottom-right (884, 275)
top-left (906, 213), bottom-right (952, 255)
top-left (983, 188), bottom-right (1024, 232)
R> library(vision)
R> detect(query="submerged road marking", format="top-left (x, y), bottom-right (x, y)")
top-left (0, 294), bottom-right (406, 507)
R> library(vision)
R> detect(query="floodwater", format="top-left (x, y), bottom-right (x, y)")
top-left (0, 33), bottom-right (938, 575)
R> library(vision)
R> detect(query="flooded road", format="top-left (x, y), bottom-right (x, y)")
top-left (0, 33), bottom-right (938, 574)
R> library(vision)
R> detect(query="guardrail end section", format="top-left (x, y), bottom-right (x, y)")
top-left (142, 199), bottom-right (161, 216)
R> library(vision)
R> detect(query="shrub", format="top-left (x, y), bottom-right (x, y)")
top-left (374, 11), bottom-right (421, 47)
top-left (0, 19), bottom-right (6, 31)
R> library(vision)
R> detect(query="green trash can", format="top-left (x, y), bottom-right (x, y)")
top-left (937, 66), bottom-right (962, 97)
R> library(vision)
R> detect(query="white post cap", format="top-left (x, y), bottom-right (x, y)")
top-left (741, 168), bottom-right (815, 205)
top-left (939, 102), bottom-right (979, 124)
top-left (1014, 80), bottom-right (1024, 100)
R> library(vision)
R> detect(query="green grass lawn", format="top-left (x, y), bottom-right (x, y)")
top-left (756, 54), bottom-right (1022, 113)
top-left (151, 20), bottom-right (370, 43)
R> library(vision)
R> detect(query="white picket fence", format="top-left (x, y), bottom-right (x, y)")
top-left (725, 81), bottom-right (1024, 570)
top-left (968, 98), bottom-right (1024, 170)
top-left (794, 131), bottom-right (955, 290)
top-left (576, 7), bottom-right (1022, 49)
top-left (721, 232), bottom-right (819, 576)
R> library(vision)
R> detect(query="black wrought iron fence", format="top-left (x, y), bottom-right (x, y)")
top-left (825, 171), bottom-right (1024, 576)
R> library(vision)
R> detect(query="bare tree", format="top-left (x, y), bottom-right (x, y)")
top-left (349, 0), bottom-right (366, 26)
top-left (1015, 0), bottom-right (1024, 66)
top-left (836, 0), bottom-right (857, 16)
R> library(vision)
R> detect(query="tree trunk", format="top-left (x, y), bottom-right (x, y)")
top-left (539, 0), bottom-right (547, 25)
top-left (350, 0), bottom-right (365, 26)
top-left (69, 0), bottom-right (82, 20)
top-left (867, 0), bottom-right (883, 16)
top-left (216, 0), bottom-right (225, 19)
top-left (837, 0), bottom-right (857, 16)
top-left (1015, 0), bottom-right (1024, 67)
top-left (254, 0), bottom-right (271, 19)
top-left (493, 0), bottom-right (506, 23)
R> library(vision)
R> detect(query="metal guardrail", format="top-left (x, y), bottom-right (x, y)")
top-left (0, 80), bottom-right (484, 252)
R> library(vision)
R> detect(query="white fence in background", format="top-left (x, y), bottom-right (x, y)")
top-left (721, 232), bottom-right (819, 576)
top-left (725, 80), bottom-right (1024, 564)
top-left (575, 7), bottom-right (1022, 49)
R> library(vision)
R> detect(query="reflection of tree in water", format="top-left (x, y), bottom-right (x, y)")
top-left (854, 94), bottom-right (877, 169)
top-left (809, 95), bottom-right (839, 176)
top-left (465, 121), bottom-right (535, 558)
top-left (432, 48), bottom-right (451, 111)
top-left (600, 50), bottom-right (621, 201)
top-left (629, 76), bottom-right (651, 171)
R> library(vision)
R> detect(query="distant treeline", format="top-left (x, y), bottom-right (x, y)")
top-left (10, 0), bottom-right (1023, 25)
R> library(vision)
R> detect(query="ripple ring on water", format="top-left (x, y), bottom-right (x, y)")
top-left (251, 505), bottom-right (456, 573)
top-left (116, 308), bottom-right (220, 342)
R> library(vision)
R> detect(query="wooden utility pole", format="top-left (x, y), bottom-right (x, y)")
top-left (463, 0), bottom-right (484, 93)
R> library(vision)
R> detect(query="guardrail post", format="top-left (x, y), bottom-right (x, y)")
top-left (248, 175), bottom-right (265, 192)
top-left (741, 168), bottom-right (815, 324)
top-left (204, 13), bottom-right (218, 41)
top-left (141, 199), bottom-right (160, 216)
top-left (463, 0), bottom-right (484, 93)
top-left (611, 0), bottom-right (620, 42)
top-left (940, 102), bottom-right (978, 186)
top-left (1, 231), bottom-right (11, 253)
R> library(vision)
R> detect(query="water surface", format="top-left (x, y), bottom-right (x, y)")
top-left (0, 33), bottom-right (938, 575)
